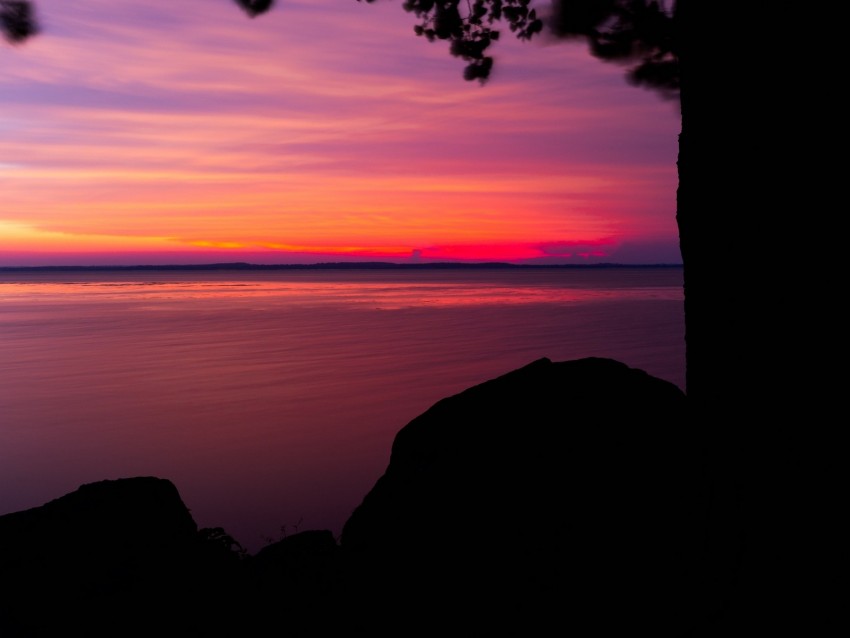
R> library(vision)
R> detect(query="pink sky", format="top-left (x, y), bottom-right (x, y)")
top-left (0, 0), bottom-right (682, 265)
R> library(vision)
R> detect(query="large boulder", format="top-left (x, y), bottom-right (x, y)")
top-left (0, 476), bottom-right (339, 637)
top-left (0, 359), bottom-right (740, 636)
top-left (0, 476), bottom-right (197, 583)
top-left (340, 357), bottom-right (731, 635)
top-left (0, 477), bottom-right (222, 636)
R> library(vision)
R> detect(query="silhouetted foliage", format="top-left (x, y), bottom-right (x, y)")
top-left (3, 1), bottom-right (676, 96)
top-left (199, 526), bottom-right (248, 559)
top-left (0, 0), bottom-right (273, 43)
top-left (233, 0), bottom-right (275, 18)
top-left (548, 0), bottom-right (678, 95)
top-left (3, 0), bottom-right (675, 92)
top-left (356, 0), bottom-right (678, 95)
top-left (0, 0), bottom-right (37, 42)
top-left (394, 0), bottom-right (545, 83)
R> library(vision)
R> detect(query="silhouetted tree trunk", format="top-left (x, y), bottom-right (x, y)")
top-left (676, 4), bottom-right (805, 634)
top-left (677, 0), bottom-right (722, 408)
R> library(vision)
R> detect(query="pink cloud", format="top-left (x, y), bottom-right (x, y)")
top-left (1, 0), bottom-right (680, 265)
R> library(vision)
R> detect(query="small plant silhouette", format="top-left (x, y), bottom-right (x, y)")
top-left (199, 526), bottom-right (248, 559)
top-left (261, 517), bottom-right (305, 546)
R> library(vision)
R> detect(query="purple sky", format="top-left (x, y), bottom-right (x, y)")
top-left (1, 0), bottom-right (682, 265)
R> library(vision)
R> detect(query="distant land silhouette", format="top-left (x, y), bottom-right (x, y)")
top-left (0, 261), bottom-right (683, 272)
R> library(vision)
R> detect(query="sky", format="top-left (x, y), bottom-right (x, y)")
top-left (1, 0), bottom-right (682, 266)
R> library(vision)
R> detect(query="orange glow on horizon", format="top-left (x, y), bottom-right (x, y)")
top-left (0, 0), bottom-right (681, 267)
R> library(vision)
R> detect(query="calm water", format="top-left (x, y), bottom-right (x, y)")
top-left (0, 267), bottom-right (684, 552)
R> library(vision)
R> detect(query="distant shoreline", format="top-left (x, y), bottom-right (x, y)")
top-left (0, 262), bottom-right (683, 272)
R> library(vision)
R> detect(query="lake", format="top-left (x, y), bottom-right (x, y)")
top-left (0, 266), bottom-right (684, 552)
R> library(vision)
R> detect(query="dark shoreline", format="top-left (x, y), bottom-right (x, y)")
top-left (0, 261), bottom-right (683, 272)
top-left (0, 358), bottom-right (734, 637)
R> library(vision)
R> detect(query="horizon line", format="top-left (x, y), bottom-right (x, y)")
top-left (0, 261), bottom-right (684, 272)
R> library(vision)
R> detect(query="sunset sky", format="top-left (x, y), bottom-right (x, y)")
top-left (1, 0), bottom-right (682, 266)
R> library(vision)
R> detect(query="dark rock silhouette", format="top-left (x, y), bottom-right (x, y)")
top-left (340, 357), bottom-right (736, 635)
top-left (0, 359), bottom-right (740, 636)
top-left (244, 529), bottom-right (342, 634)
top-left (250, 528), bottom-right (339, 590)
top-left (0, 477), bottom-right (249, 636)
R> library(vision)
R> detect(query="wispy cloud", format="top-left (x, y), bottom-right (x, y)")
top-left (1, 0), bottom-right (680, 263)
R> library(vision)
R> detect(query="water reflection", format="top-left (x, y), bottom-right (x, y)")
top-left (0, 268), bottom-right (682, 308)
top-left (0, 268), bottom-right (684, 553)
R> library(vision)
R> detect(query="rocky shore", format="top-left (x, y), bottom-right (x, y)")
top-left (0, 358), bottom-right (742, 636)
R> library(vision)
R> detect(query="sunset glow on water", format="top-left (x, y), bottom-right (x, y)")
top-left (0, 269), bottom-right (683, 306)
top-left (0, 267), bottom-right (684, 552)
